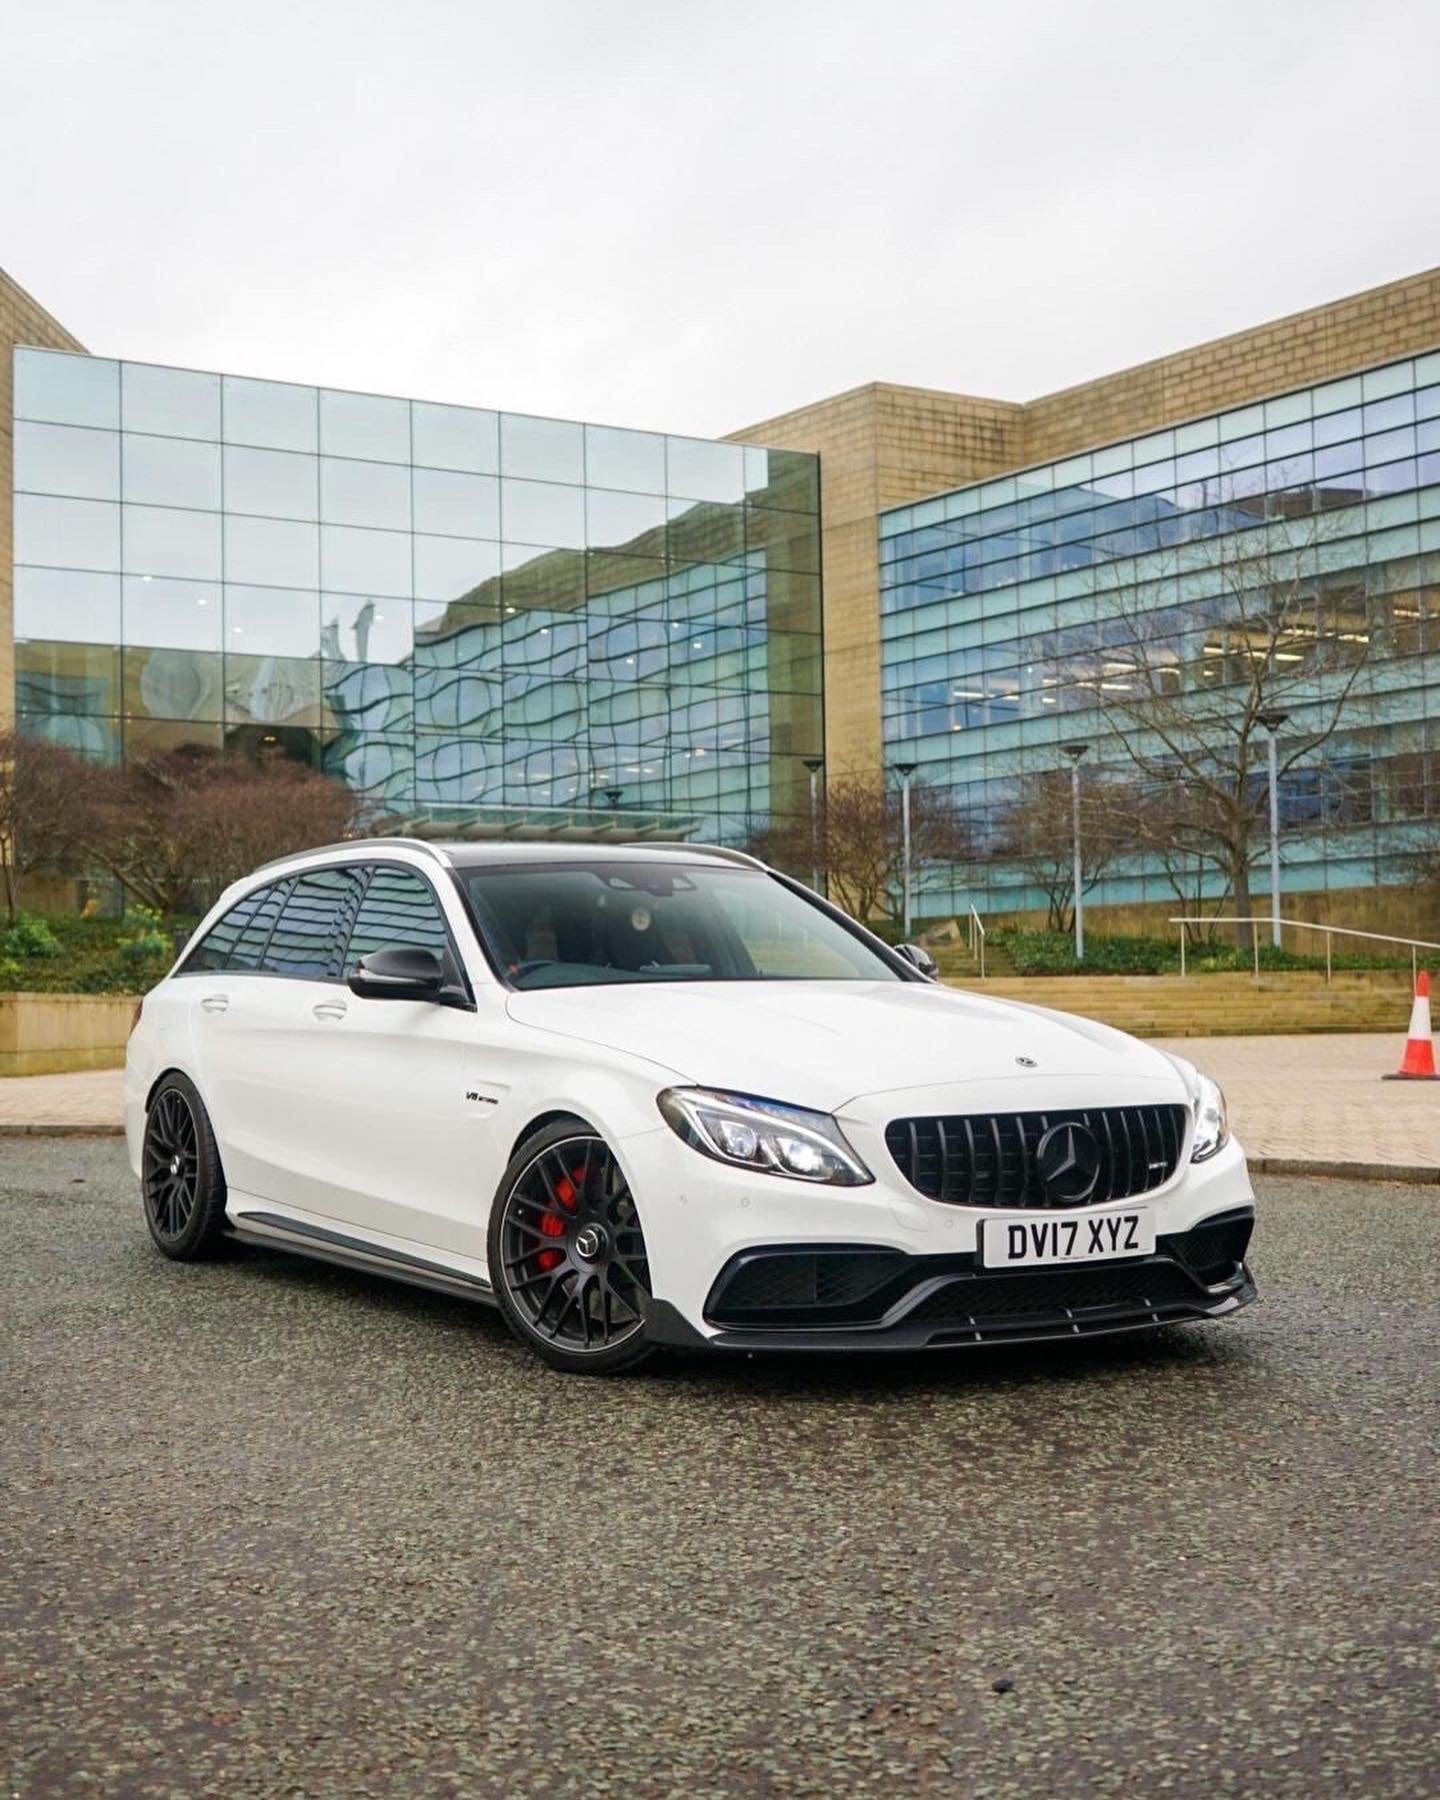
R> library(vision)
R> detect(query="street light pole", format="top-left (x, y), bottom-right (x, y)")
top-left (1061, 743), bottom-right (1090, 961)
top-left (803, 757), bottom-right (824, 894)
top-left (892, 762), bottom-right (918, 938)
top-left (1258, 710), bottom-right (1289, 949)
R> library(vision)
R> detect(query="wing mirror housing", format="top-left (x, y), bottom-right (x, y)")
top-left (896, 942), bottom-right (939, 981)
top-left (348, 946), bottom-right (447, 1002)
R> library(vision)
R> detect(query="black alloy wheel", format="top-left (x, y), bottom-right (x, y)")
top-left (140, 1072), bottom-right (230, 1260)
top-left (490, 1122), bottom-right (655, 1373)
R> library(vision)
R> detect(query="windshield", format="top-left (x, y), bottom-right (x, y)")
top-left (460, 863), bottom-right (902, 989)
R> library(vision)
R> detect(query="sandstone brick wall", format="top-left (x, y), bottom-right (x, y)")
top-left (1, 269), bottom-right (86, 733)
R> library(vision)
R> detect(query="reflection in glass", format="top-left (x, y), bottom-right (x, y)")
top-left (744, 446), bottom-right (819, 514)
top-left (746, 506), bottom-right (820, 573)
top-left (321, 593), bottom-right (414, 663)
top-left (415, 733), bottom-right (502, 805)
top-left (413, 467), bottom-right (500, 539)
top-left (122, 433), bottom-right (222, 510)
top-left (320, 456), bottom-right (411, 530)
top-left (224, 445), bottom-right (318, 519)
top-left (222, 375), bottom-right (318, 452)
top-left (225, 585), bottom-right (320, 658)
top-left (320, 523), bottom-right (412, 598)
top-left (224, 514), bottom-right (319, 588)
top-left (15, 641), bottom-right (121, 716)
top-left (122, 647), bottom-right (223, 720)
top-left (223, 654), bottom-right (323, 727)
top-left (14, 568), bottom-right (122, 643)
top-left (15, 422), bottom-right (120, 500)
top-left (124, 575), bottom-right (223, 651)
top-left (668, 497), bottom-right (743, 567)
top-left (20, 712), bottom-right (119, 760)
top-left (414, 534), bottom-right (502, 603)
top-left (323, 662), bottom-right (414, 736)
top-left (501, 477), bottom-right (586, 548)
top-left (584, 425), bottom-right (665, 494)
top-left (320, 389), bottom-right (410, 462)
top-left (123, 503), bottom-right (221, 579)
top-left (323, 732), bottom-right (415, 800)
top-left (16, 494), bottom-right (121, 571)
top-left (501, 413), bottom-right (584, 484)
top-left (500, 543), bottom-right (586, 611)
top-left (122, 362), bottom-right (221, 439)
top-left (667, 436), bottom-right (745, 503)
top-left (413, 402), bottom-right (499, 474)
top-left (586, 487), bottom-right (668, 552)
top-left (125, 718), bottom-right (225, 759)
top-left (15, 350), bottom-right (120, 429)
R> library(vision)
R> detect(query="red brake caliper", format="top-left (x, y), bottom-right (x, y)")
top-left (535, 1168), bottom-right (583, 1271)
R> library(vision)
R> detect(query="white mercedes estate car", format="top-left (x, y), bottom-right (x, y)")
top-left (125, 838), bottom-right (1256, 1374)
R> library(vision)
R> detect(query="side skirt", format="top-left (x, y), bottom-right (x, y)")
top-left (229, 1209), bottom-right (496, 1308)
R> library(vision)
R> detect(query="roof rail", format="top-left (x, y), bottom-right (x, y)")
top-left (673, 842), bottom-right (768, 870)
top-left (248, 836), bottom-right (454, 877)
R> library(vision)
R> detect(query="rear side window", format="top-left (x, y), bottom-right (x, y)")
top-left (344, 866), bottom-right (451, 974)
top-left (184, 889), bottom-right (266, 972)
top-left (264, 868), bottom-right (365, 980)
top-left (229, 882), bottom-right (289, 971)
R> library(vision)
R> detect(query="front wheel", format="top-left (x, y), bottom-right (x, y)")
top-left (488, 1120), bottom-right (656, 1375)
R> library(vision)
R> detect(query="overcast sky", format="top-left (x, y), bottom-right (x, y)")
top-left (4, 0), bottom-right (1438, 439)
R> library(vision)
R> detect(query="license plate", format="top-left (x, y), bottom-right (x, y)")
top-left (981, 1210), bottom-right (1154, 1268)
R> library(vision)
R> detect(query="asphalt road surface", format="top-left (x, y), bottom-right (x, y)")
top-left (2, 1139), bottom-right (1436, 1799)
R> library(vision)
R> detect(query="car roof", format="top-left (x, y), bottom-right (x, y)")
top-left (249, 837), bottom-right (765, 878)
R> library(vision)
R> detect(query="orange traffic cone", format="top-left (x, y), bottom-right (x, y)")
top-left (1383, 969), bottom-right (1440, 1080)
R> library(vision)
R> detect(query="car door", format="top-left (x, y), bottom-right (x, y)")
top-left (294, 861), bottom-right (497, 1260)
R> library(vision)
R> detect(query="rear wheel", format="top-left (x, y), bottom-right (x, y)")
top-left (141, 1073), bottom-right (230, 1261)
top-left (488, 1119), bottom-right (655, 1375)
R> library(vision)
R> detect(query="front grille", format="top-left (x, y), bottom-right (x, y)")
top-left (884, 1105), bottom-right (1190, 1209)
top-left (901, 1262), bottom-right (1199, 1325)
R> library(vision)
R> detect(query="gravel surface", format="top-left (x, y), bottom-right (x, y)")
top-left (2, 1141), bottom-right (1436, 1799)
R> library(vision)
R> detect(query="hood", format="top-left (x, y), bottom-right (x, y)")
top-left (505, 980), bottom-right (1184, 1114)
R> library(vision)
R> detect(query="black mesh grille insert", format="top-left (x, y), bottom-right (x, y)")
top-left (715, 1249), bottom-right (908, 1322)
top-left (902, 1262), bottom-right (1198, 1325)
top-left (884, 1105), bottom-right (1190, 1208)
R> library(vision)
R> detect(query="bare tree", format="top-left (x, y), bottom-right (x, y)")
top-left (1086, 515), bottom-right (1370, 946)
top-left (0, 731), bottom-right (98, 925)
top-left (996, 769), bottom-right (1137, 932)
top-left (88, 748), bottom-right (359, 917)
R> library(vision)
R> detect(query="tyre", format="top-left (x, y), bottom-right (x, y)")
top-left (140, 1072), bottom-right (231, 1261)
top-left (488, 1118), bottom-right (656, 1375)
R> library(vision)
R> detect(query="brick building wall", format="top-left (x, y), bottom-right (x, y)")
top-left (1, 269), bottom-right (86, 733)
top-left (729, 265), bottom-right (1440, 788)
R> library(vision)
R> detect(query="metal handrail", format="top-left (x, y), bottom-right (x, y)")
top-left (1169, 916), bottom-right (1440, 984)
top-left (968, 905), bottom-right (986, 980)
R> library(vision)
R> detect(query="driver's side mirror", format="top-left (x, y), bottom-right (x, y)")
top-left (348, 946), bottom-right (446, 1002)
top-left (896, 943), bottom-right (939, 981)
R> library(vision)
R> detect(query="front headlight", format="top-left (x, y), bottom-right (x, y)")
top-left (1191, 1072), bottom-right (1229, 1162)
top-left (658, 1088), bottom-right (873, 1186)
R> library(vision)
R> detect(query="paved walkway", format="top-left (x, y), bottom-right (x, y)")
top-left (1, 1037), bottom-right (1437, 1173)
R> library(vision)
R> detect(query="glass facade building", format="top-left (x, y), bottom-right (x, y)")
top-left (11, 349), bottom-right (821, 843)
top-left (879, 348), bottom-right (1440, 916)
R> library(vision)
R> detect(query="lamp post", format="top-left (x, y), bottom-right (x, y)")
top-left (802, 757), bottom-right (825, 894)
top-left (891, 762), bottom-right (918, 938)
top-left (1257, 710), bottom-right (1289, 948)
top-left (1060, 743), bottom-right (1090, 961)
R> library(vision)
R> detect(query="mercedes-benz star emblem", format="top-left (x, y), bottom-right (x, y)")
top-left (1015, 1055), bottom-right (1037, 1068)
top-left (1034, 1121), bottom-right (1102, 1205)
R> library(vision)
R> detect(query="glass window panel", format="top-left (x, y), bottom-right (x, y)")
top-left (224, 514), bottom-right (319, 587)
top-left (186, 886), bottom-right (267, 972)
top-left (15, 640), bottom-right (120, 716)
top-left (223, 445), bottom-right (318, 519)
top-left (226, 585), bottom-right (320, 658)
top-left (744, 447), bottom-right (819, 514)
top-left (263, 868), bottom-right (364, 980)
top-left (321, 593), bottom-right (414, 663)
top-left (320, 456), bottom-right (411, 529)
top-left (586, 550), bottom-right (666, 601)
top-left (15, 422), bottom-right (120, 500)
top-left (584, 424), bottom-right (665, 493)
top-left (19, 712), bottom-right (119, 759)
top-left (322, 733), bottom-right (414, 802)
top-left (224, 882), bottom-right (291, 971)
top-left (500, 543), bottom-right (586, 611)
top-left (122, 433), bottom-right (221, 510)
top-left (413, 467), bottom-right (500, 539)
top-left (224, 654), bottom-right (323, 727)
top-left (344, 867), bottom-right (451, 970)
top-left (16, 494), bottom-right (120, 571)
top-left (746, 506), bottom-right (820, 573)
top-left (501, 478), bottom-right (585, 548)
top-left (13, 567), bottom-right (121, 643)
top-left (15, 350), bottom-right (120, 428)
top-left (412, 401), bottom-right (498, 474)
top-left (122, 503), bottom-right (220, 579)
top-left (122, 363), bottom-right (221, 439)
top-left (667, 497), bottom-right (744, 566)
top-left (222, 376), bottom-right (317, 452)
top-left (413, 533), bottom-right (502, 603)
top-left (122, 646), bottom-right (223, 719)
top-left (320, 524), bottom-right (411, 598)
top-left (758, 568), bottom-right (822, 633)
top-left (319, 389), bottom-right (410, 462)
top-left (323, 662), bottom-right (414, 736)
top-left (500, 413), bottom-right (583, 483)
top-left (667, 436), bottom-right (745, 503)
top-left (123, 574), bottom-right (223, 650)
top-left (586, 487), bottom-right (669, 552)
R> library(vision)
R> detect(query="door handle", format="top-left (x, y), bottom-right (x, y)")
top-left (312, 1001), bottom-right (348, 1022)
top-left (200, 994), bottom-right (229, 1014)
